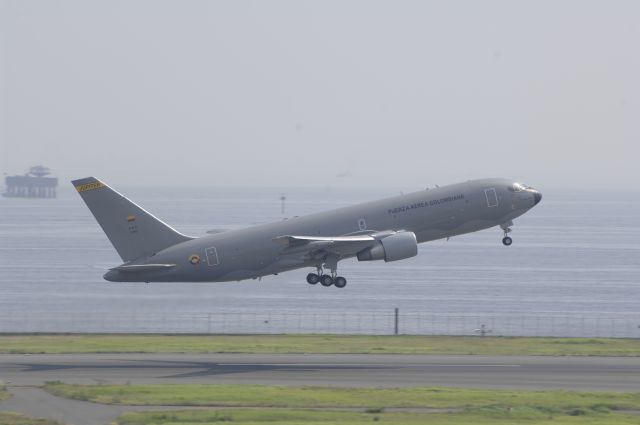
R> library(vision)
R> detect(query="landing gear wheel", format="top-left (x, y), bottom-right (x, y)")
top-left (320, 274), bottom-right (334, 287)
top-left (306, 273), bottom-right (320, 285)
top-left (334, 276), bottom-right (347, 288)
top-left (500, 222), bottom-right (513, 247)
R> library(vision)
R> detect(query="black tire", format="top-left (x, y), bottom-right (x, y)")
top-left (502, 236), bottom-right (513, 246)
top-left (306, 273), bottom-right (319, 285)
top-left (320, 274), bottom-right (333, 287)
top-left (334, 276), bottom-right (347, 288)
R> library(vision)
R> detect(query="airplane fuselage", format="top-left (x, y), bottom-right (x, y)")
top-left (103, 178), bottom-right (541, 283)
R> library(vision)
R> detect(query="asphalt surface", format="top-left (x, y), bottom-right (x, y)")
top-left (2, 353), bottom-right (640, 391)
top-left (0, 386), bottom-right (158, 425)
top-left (2, 353), bottom-right (640, 424)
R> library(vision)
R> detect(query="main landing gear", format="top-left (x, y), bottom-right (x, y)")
top-left (500, 221), bottom-right (513, 246)
top-left (306, 265), bottom-right (347, 288)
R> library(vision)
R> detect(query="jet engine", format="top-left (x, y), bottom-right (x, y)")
top-left (356, 231), bottom-right (418, 262)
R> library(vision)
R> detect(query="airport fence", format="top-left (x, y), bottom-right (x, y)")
top-left (1, 310), bottom-right (640, 338)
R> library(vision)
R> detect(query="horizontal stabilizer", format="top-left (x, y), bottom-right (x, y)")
top-left (110, 264), bottom-right (176, 273)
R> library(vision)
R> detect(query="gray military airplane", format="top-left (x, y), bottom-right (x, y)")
top-left (73, 177), bottom-right (541, 287)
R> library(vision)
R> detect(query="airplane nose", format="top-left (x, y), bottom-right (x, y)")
top-left (533, 191), bottom-right (542, 205)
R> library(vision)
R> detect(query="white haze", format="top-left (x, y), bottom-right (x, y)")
top-left (1, 0), bottom-right (638, 189)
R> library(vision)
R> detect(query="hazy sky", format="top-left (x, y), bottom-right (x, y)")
top-left (1, 1), bottom-right (638, 188)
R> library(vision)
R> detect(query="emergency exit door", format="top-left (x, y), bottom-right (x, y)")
top-left (205, 247), bottom-right (219, 266)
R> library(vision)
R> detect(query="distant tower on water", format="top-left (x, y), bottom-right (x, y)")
top-left (280, 193), bottom-right (286, 215)
top-left (3, 166), bottom-right (58, 198)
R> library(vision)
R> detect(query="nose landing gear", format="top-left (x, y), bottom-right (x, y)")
top-left (500, 221), bottom-right (513, 246)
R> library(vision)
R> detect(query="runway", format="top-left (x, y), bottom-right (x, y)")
top-left (2, 353), bottom-right (640, 391)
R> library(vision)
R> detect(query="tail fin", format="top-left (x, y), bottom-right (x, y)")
top-left (72, 177), bottom-right (192, 261)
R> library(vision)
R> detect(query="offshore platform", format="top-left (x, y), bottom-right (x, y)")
top-left (3, 166), bottom-right (58, 198)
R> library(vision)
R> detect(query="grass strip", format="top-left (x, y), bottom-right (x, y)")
top-left (2, 334), bottom-right (640, 356)
top-left (117, 408), bottom-right (640, 425)
top-left (0, 412), bottom-right (61, 425)
top-left (44, 382), bottom-right (640, 411)
top-left (0, 383), bottom-right (10, 401)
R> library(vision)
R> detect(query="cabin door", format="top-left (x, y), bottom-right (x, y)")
top-left (485, 188), bottom-right (498, 207)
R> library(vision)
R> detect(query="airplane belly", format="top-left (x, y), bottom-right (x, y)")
top-left (201, 239), bottom-right (283, 281)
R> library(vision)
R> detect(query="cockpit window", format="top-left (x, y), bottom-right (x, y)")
top-left (509, 183), bottom-right (528, 192)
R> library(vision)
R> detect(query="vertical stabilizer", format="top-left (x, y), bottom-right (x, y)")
top-left (72, 177), bottom-right (192, 261)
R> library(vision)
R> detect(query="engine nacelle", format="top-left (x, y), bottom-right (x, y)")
top-left (357, 231), bottom-right (418, 262)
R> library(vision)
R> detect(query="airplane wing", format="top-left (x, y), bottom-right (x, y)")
top-left (273, 233), bottom-right (387, 257)
top-left (273, 235), bottom-right (375, 245)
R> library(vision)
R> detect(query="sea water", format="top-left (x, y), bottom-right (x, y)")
top-left (1, 185), bottom-right (639, 336)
